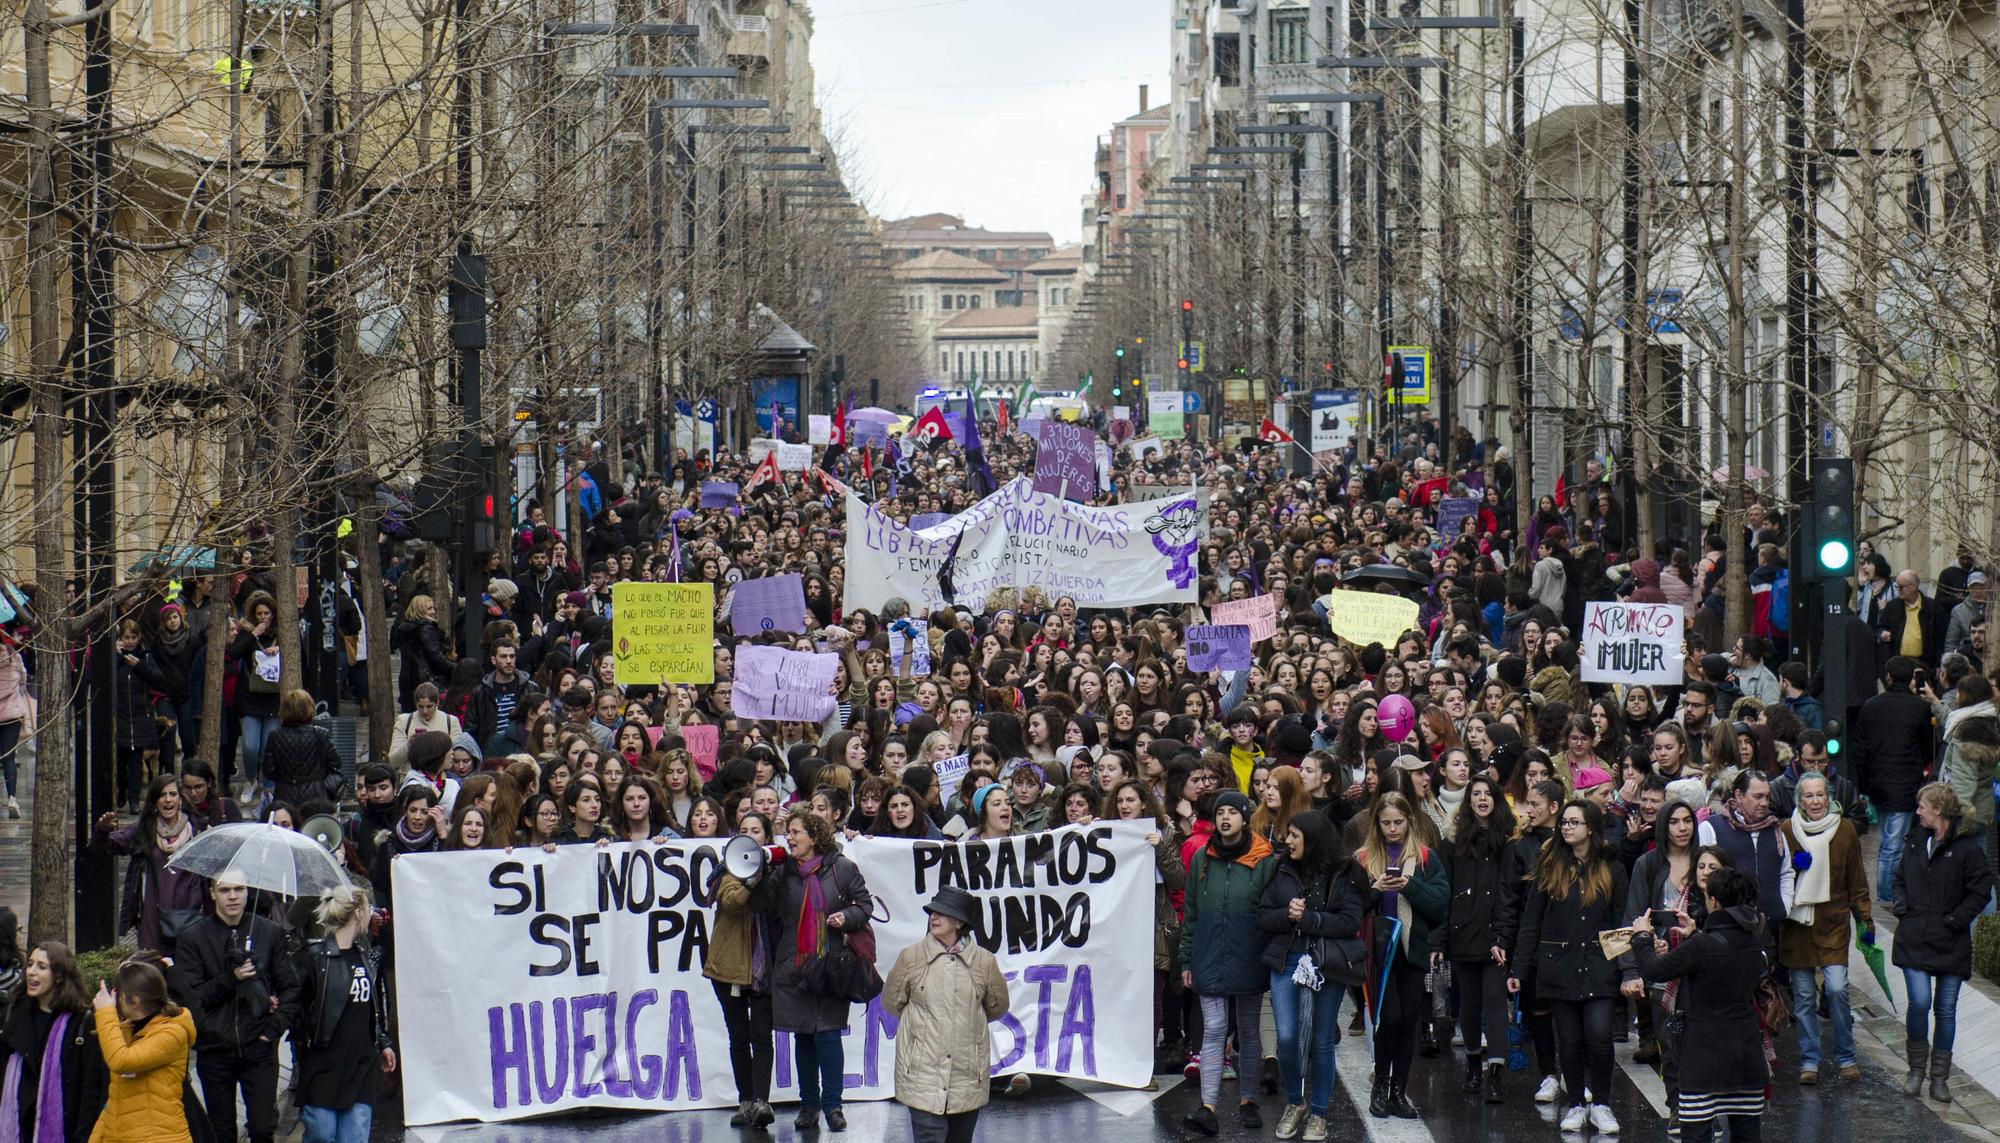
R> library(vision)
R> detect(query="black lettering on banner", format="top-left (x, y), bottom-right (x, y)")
top-left (490, 861), bottom-right (541, 916)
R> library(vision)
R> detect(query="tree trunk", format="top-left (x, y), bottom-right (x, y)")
top-left (355, 495), bottom-right (394, 759)
top-left (197, 564), bottom-right (230, 765)
top-left (24, 0), bottom-right (76, 947)
top-left (1721, 0), bottom-right (1751, 647)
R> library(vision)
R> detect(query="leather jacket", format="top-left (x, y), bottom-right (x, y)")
top-left (293, 936), bottom-right (391, 1053)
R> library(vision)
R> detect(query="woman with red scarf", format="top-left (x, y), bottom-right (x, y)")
top-left (753, 807), bottom-right (873, 1133)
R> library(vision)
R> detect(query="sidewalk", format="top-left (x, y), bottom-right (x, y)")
top-left (0, 732), bottom-right (36, 933)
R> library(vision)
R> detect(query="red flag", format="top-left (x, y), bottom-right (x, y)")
top-left (830, 398), bottom-right (847, 449)
top-left (861, 447), bottom-right (874, 479)
top-left (1258, 418), bottom-right (1294, 444)
top-left (911, 406), bottom-right (954, 443)
top-left (997, 400), bottom-right (1010, 436)
top-left (747, 451), bottom-right (780, 489)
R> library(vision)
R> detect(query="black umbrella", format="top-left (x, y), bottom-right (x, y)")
top-left (1341, 564), bottom-right (1432, 591)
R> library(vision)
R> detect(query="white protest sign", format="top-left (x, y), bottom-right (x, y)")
top-left (1579, 602), bottom-right (1684, 687)
top-left (748, 437), bottom-right (781, 464)
top-left (1131, 436), bottom-right (1163, 460)
top-left (392, 826), bottom-right (1156, 1125)
top-left (776, 443), bottom-right (813, 472)
top-left (933, 752), bottom-right (969, 804)
top-left (733, 644), bottom-right (838, 721)
top-left (808, 415), bottom-right (831, 445)
top-left (842, 477), bottom-right (1206, 615)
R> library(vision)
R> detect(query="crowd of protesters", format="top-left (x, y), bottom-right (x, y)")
top-left (1, 399), bottom-right (1996, 1141)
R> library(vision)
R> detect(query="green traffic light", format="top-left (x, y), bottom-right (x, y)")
top-left (1818, 538), bottom-right (1853, 572)
top-left (1115, 349), bottom-right (1126, 357)
top-left (1827, 737), bottom-right (1842, 756)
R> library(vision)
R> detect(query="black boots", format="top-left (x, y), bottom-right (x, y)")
top-left (1369, 1075), bottom-right (1390, 1118)
top-left (1419, 1018), bottom-right (1441, 1058)
top-left (1384, 1080), bottom-right (1420, 1119)
top-left (1930, 1050), bottom-right (1954, 1103)
top-left (1463, 1052), bottom-right (1484, 1093)
top-left (1485, 1061), bottom-right (1507, 1104)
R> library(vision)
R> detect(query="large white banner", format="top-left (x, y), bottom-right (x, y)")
top-left (392, 824), bottom-right (1154, 1126)
top-left (1579, 601), bottom-right (1685, 686)
top-left (843, 476), bottom-right (1206, 615)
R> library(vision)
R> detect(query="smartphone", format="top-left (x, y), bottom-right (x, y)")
top-left (1385, 864), bottom-right (1404, 880)
top-left (1649, 909), bottom-right (1678, 931)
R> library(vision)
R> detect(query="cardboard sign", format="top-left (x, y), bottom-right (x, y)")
top-left (1034, 421), bottom-right (1096, 500)
top-left (776, 443), bottom-right (813, 471)
top-left (611, 583), bottom-right (714, 684)
top-left (728, 574), bottom-right (808, 637)
top-left (1319, 589), bottom-right (1420, 649)
top-left (1185, 624), bottom-right (1253, 672)
top-left (1212, 593), bottom-right (1280, 644)
top-left (808, 414), bottom-right (831, 445)
top-left (682, 723), bottom-right (719, 781)
top-left (732, 644), bottom-right (839, 721)
top-left (1579, 602), bottom-right (1685, 686)
top-left (1131, 436), bottom-right (1164, 460)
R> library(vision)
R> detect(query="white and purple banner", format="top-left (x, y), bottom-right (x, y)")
top-left (392, 824), bottom-right (1155, 1125)
top-left (842, 477), bottom-right (1206, 615)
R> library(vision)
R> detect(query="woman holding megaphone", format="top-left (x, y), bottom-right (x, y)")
top-left (706, 812), bottom-right (782, 1131)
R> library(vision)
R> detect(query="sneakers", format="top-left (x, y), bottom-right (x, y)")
top-left (729, 1102), bottom-right (751, 1127)
top-left (749, 1101), bottom-right (775, 1128)
top-left (1559, 1104), bottom-right (1588, 1132)
top-left (1183, 1055), bottom-right (1200, 1081)
top-left (1182, 1106), bottom-right (1219, 1136)
top-left (5, 795), bottom-right (17, 819)
top-left (1275, 1104), bottom-right (1306, 1140)
top-left (1222, 1060), bottom-right (1238, 1082)
top-left (1588, 1104), bottom-right (1621, 1134)
top-left (1301, 1113), bottom-right (1328, 1142)
top-left (1535, 1076), bottom-right (1564, 1104)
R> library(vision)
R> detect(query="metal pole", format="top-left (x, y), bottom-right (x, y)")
top-left (451, 0), bottom-right (484, 661)
top-left (1510, 15), bottom-right (1532, 540)
top-left (1375, 100), bottom-right (1393, 453)
top-left (1438, 66), bottom-right (1456, 473)
top-left (1291, 141), bottom-right (1304, 386)
top-left (1782, 0), bottom-right (1814, 661)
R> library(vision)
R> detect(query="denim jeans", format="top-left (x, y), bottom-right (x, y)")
top-left (0, 719), bottom-right (19, 798)
top-left (1904, 970), bottom-right (1965, 1052)
top-left (1877, 811), bottom-right (1914, 904)
top-left (239, 714), bottom-right (279, 784)
top-left (1269, 953), bottom-right (1343, 1116)
top-left (1789, 965), bottom-right (1854, 1068)
top-left (300, 1104), bottom-right (372, 1143)
top-left (794, 1028), bottom-right (845, 1112)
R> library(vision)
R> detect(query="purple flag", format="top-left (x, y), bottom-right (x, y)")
top-left (729, 573), bottom-right (809, 637)
top-left (1033, 421), bottom-right (1096, 500)
top-left (1185, 624), bottom-right (1253, 672)
top-left (963, 391), bottom-right (993, 497)
top-left (700, 481), bottom-right (739, 509)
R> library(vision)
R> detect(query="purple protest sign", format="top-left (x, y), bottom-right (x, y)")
top-left (700, 481), bottom-right (739, 509)
top-left (1185, 624), bottom-right (1253, 672)
top-left (1434, 496), bottom-right (1480, 541)
top-left (849, 419), bottom-right (889, 449)
top-left (729, 574), bottom-right (809, 637)
top-left (733, 644), bottom-right (839, 721)
top-left (1034, 421), bottom-right (1097, 500)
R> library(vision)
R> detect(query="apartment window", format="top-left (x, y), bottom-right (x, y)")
top-left (1215, 32), bottom-right (1241, 87)
top-left (940, 351), bottom-right (948, 372)
top-left (957, 351), bottom-right (966, 377)
top-left (1270, 9), bottom-right (1308, 64)
top-left (1006, 351), bottom-right (1015, 379)
top-left (942, 295), bottom-right (954, 310)
top-left (969, 296), bottom-right (981, 309)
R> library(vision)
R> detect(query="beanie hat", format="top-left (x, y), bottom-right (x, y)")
top-left (1274, 720), bottom-right (1314, 758)
top-left (1572, 765), bottom-right (1613, 790)
top-left (564, 591), bottom-right (589, 608)
top-left (1215, 790), bottom-right (1253, 819)
top-left (971, 783), bottom-right (1004, 820)
top-left (487, 578), bottom-right (519, 604)
top-left (1495, 656), bottom-right (1528, 690)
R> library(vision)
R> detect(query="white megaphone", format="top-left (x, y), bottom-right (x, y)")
top-left (721, 834), bottom-right (788, 882)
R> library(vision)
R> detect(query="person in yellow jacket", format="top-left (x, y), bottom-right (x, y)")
top-left (89, 959), bottom-right (196, 1143)
top-left (883, 885), bottom-right (1011, 1143)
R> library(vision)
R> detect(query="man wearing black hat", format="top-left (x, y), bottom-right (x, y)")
top-left (884, 886), bottom-right (1011, 1143)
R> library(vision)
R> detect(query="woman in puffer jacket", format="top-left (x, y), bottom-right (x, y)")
top-left (89, 960), bottom-right (196, 1143)
top-left (883, 886), bottom-right (1010, 1143)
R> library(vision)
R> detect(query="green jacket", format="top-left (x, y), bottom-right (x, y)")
top-left (1179, 834), bottom-right (1279, 994)
top-left (1351, 845), bottom-right (1449, 968)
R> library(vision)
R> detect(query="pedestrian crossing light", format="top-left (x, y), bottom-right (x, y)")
top-left (1811, 458), bottom-right (1855, 580)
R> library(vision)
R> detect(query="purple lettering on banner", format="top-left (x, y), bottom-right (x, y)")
top-left (600, 991), bottom-right (628, 1098)
top-left (570, 993), bottom-right (607, 1099)
top-left (908, 512), bottom-right (950, 531)
top-left (1434, 496), bottom-right (1479, 541)
top-left (861, 998), bottom-right (896, 1087)
top-left (489, 1004), bottom-right (529, 1109)
top-left (992, 973), bottom-right (1028, 1073)
top-left (662, 989), bottom-right (701, 1101)
top-left (1056, 965), bottom-right (1097, 1074)
top-left (1185, 624), bottom-right (1253, 672)
top-left (625, 990), bottom-right (662, 1100)
top-left (699, 481), bottom-right (739, 509)
top-left (533, 998), bottom-right (568, 1104)
top-left (1024, 963), bottom-right (1068, 1069)
top-left (729, 573), bottom-right (808, 636)
top-left (1034, 422), bottom-right (1097, 500)
top-left (774, 1030), bottom-right (793, 1089)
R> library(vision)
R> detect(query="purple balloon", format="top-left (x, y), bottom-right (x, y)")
top-left (1378, 694), bottom-right (1416, 742)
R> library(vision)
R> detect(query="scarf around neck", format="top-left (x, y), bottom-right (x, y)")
top-left (1788, 806), bottom-right (1842, 923)
top-left (1730, 801), bottom-right (1777, 833)
top-left (0, 1009), bottom-right (72, 1143)
top-left (795, 855), bottom-right (829, 961)
top-left (154, 814), bottom-right (193, 854)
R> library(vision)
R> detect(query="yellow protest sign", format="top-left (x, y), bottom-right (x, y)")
top-left (612, 582), bottom-right (714, 685)
top-left (1320, 589), bottom-right (1420, 649)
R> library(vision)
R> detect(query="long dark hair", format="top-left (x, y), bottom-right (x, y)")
top-left (115, 959), bottom-right (180, 1032)
top-left (1534, 797), bottom-right (1614, 906)
top-left (1452, 775), bottom-right (1516, 861)
top-left (870, 785), bottom-right (933, 838)
top-left (28, 941), bottom-right (91, 1015)
top-left (136, 774), bottom-right (189, 857)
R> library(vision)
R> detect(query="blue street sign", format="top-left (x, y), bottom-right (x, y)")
top-left (695, 398), bottom-right (718, 423)
top-left (1183, 390), bottom-right (1203, 413)
top-left (674, 399), bottom-right (692, 416)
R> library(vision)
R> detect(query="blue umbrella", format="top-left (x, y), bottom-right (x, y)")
top-left (129, 545), bottom-right (217, 573)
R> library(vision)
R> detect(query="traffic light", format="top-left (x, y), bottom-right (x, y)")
top-left (1177, 356), bottom-right (1190, 370)
top-left (1114, 346), bottom-right (1125, 358)
top-left (1811, 458), bottom-right (1855, 579)
top-left (1181, 299), bottom-right (1193, 313)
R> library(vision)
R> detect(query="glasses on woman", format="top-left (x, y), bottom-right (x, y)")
top-left (1560, 817), bottom-right (1588, 830)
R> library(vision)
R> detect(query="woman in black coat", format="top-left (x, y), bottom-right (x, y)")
top-left (1632, 867), bottom-right (1771, 1143)
top-left (391, 595), bottom-right (454, 713)
top-left (112, 619), bottom-right (167, 813)
top-left (1435, 776), bottom-right (1516, 1103)
top-left (260, 688), bottom-right (342, 810)
top-left (1507, 796), bottom-right (1633, 1136)
top-left (1891, 781), bottom-right (1995, 1103)
top-left (1255, 811), bottom-right (1362, 1139)
top-left (751, 807), bottom-right (872, 1134)
top-left (1493, 778), bottom-right (1561, 1102)
top-left (0, 941), bottom-right (108, 1142)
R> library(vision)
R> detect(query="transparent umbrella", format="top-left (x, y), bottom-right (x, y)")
top-left (166, 822), bottom-right (351, 897)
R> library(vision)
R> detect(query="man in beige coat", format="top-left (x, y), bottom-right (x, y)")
top-left (883, 885), bottom-right (1011, 1143)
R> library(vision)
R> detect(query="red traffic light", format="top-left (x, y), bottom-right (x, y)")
top-left (1178, 359), bottom-right (1189, 370)
top-left (1181, 299), bottom-right (1193, 312)
top-left (481, 493), bottom-right (495, 519)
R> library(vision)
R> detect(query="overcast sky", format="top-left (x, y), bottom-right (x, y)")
top-left (810, 0), bottom-right (1168, 245)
